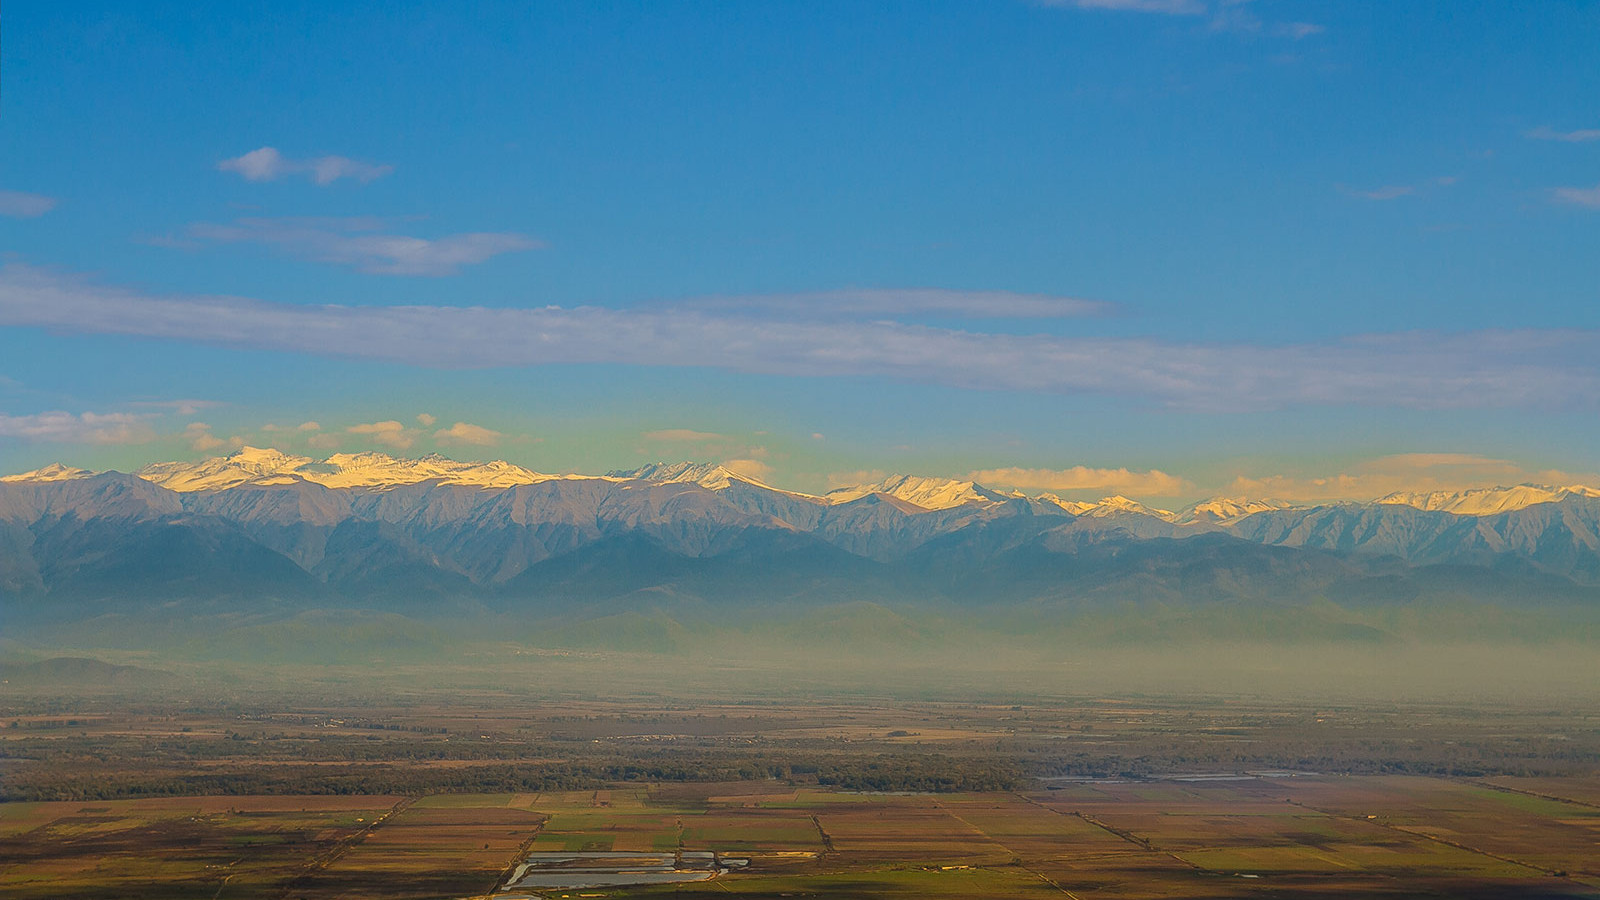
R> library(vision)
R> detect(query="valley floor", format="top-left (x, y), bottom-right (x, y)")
top-left (3, 776), bottom-right (1600, 899)
top-left (4, 671), bottom-right (1599, 898)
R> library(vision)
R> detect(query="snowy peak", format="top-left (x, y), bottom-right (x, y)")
top-left (0, 463), bottom-right (96, 484)
top-left (138, 446), bottom-right (313, 492)
top-left (304, 452), bottom-right (552, 489)
top-left (41, 451), bottom-right (1600, 519)
top-left (135, 447), bottom-right (553, 492)
top-left (1375, 484), bottom-right (1600, 517)
top-left (1031, 494), bottom-right (1182, 520)
top-left (1177, 497), bottom-right (1296, 525)
top-left (1076, 495), bottom-right (1177, 520)
top-left (822, 476), bottom-right (1179, 517)
top-left (825, 474), bottom-right (1004, 510)
top-left (1034, 494), bottom-right (1100, 515)
top-left (609, 461), bottom-right (771, 491)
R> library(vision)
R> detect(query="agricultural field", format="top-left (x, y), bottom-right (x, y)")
top-left (0, 794), bottom-right (405, 899)
top-left (3, 777), bottom-right (1599, 899)
top-left (3, 690), bottom-right (1599, 898)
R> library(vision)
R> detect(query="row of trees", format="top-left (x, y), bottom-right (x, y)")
top-left (1, 751), bottom-right (1020, 802)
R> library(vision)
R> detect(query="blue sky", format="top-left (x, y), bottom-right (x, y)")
top-left (2, 1), bottom-right (1598, 500)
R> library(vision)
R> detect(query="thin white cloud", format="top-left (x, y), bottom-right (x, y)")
top-left (182, 422), bottom-right (243, 452)
top-left (1202, 0), bottom-right (1326, 38)
top-left (1040, 0), bottom-right (1205, 14)
top-left (1526, 127), bottom-right (1600, 143)
top-left (968, 465), bottom-right (1189, 497)
top-left (5, 264), bottom-right (1600, 413)
top-left (1345, 185), bottom-right (1415, 201)
top-left (178, 217), bottom-right (541, 276)
top-left (1040, 0), bottom-right (1321, 36)
top-left (347, 420), bottom-right (415, 449)
top-left (1553, 184), bottom-right (1600, 209)
top-left (1276, 21), bottom-right (1324, 39)
top-left (644, 429), bottom-right (727, 442)
top-left (1208, 1), bottom-right (1261, 33)
top-left (261, 421), bottom-right (322, 435)
top-left (0, 191), bottom-right (58, 218)
top-left (416, 413), bottom-right (438, 427)
top-left (0, 410), bottom-right (154, 444)
top-left (721, 458), bottom-right (775, 483)
top-left (679, 288), bottom-right (1109, 319)
top-left (1343, 177), bottom-right (1460, 201)
top-left (218, 147), bottom-right (393, 185)
top-left (827, 469), bottom-right (889, 490)
top-left (433, 421), bottom-right (502, 446)
top-left (128, 399), bottom-right (224, 416)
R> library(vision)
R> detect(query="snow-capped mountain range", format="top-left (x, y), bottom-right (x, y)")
top-left (1374, 484), bottom-right (1600, 517)
top-left (12, 446), bottom-right (1589, 522)
top-left (6, 448), bottom-right (1600, 619)
top-left (127, 446), bottom-right (572, 492)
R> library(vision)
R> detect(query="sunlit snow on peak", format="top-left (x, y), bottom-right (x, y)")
top-left (1374, 484), bottom-right (1600, 516)
top-left (135, 446), bottom-right (555, 491)
top-left (0, 462), bottom-right (96, 483)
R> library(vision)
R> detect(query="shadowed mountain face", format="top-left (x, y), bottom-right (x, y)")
top-left (3, 454), bottom-right (1600, 641)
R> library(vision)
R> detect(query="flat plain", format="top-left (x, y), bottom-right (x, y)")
top-left (3, 686), bottom-right (1599, 899)
top-left (4, 778), bottom-right (1599, 899)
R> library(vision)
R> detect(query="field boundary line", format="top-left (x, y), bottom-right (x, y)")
top-left (810, 814), bottom-right (835, 853)
top-left (928, 797), bottom-right (1083, 898)
top-left (1023, 866), bottom-right (1087, 900)
top-left (927, 797), bottom-right (1013, 858)
top-left (1011, 792), bottom-right (1202, 872)
top-left (1283, 798), bottom-right (1559, 879)
top-left (274, 795), bottom-right (415, 899)
top-left (1465, 779), bottom-right (1600, 812)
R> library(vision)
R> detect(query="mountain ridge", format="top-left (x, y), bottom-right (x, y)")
top-left (18, 447), bottom-right (1600, 519)
top-left (6, 451), bottom-right (1600, 634)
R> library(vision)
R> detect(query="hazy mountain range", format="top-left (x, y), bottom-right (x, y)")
top-left (4, 448), bottom-right (1600, 648)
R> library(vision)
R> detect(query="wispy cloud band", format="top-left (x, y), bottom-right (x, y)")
top-left (0, 411), bottom-right (154, 444)
top-left (3, 264), bottom-right (1599, 413)
top-left (1553, 184), bottom-right (1600, 209)
top-left (0, 191), bottom-right (58, 218)
top-left (1040, 0), bottom-right (1205, 14)
top-left (168, 217), bottom-right (542, 276)
top-left (1344, 185), bottom-right (1415, 201)
top-left (968, 465), bottom-right (1187, 496)
top-left (1038, 0), bottom-right (1323, 37)
top-left (218, 147), bottom-right (393, 185)
top-left (1526, 126), bottom-right (1600, 143)
top-left (678, 288), bottom-right (1110, 319)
